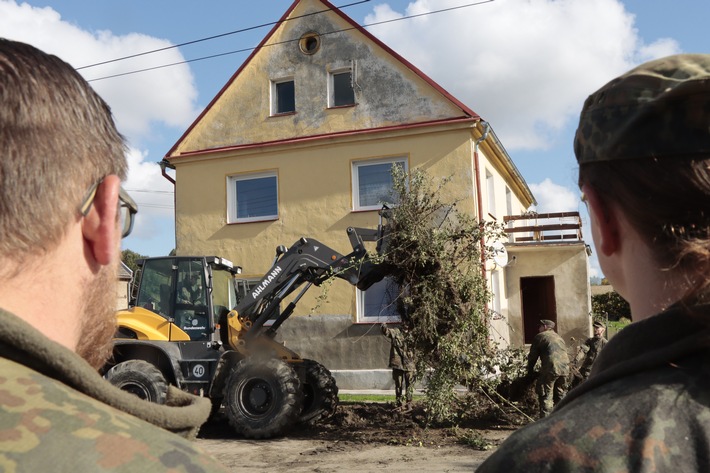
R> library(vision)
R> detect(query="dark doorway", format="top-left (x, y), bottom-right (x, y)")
top-left (520, 276), bottom-right (557, 344)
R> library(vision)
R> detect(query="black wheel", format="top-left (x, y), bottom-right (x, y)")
top-left (209, 397), bottom-right (223, 419)
top-left (298, 359), bottom-right (339, 425)
top-left (106, 360), bottom-right (168, 404)
top-left (224, 357), bottom-right (303, 439)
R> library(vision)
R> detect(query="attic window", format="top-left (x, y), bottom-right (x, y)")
top-left (299, 32), bottom-right (320, 55)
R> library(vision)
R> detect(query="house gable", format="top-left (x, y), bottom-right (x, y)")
top-left (167, 0), bottom-right (477, 158)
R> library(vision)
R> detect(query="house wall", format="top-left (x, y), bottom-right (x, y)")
top-left (175, 124), bottom-right (478, 318)
top-left (115, 278), bottom-right (131, 310)
top-left (501, 243), bottom-right (592, 348)
top-left (165, 0), bottom-right (538, 388)
top-left (173, 0), bottom-right (464, 155)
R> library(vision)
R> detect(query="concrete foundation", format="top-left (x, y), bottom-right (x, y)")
top-left (275, 314), bottom-right (396, 390)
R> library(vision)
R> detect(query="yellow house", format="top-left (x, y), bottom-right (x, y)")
top-left (163, 0), bottom-right (551, 388)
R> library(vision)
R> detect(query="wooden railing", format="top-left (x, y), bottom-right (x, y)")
top-left (503, 211), bottom-right (583, 243)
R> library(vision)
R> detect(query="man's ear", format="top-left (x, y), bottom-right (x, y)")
top-left (82, 175), bottom-right (121, 266)
top-left (582, 184), bottom-right (620, 257)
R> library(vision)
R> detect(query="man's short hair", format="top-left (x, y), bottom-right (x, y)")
top-left (0, 38), bottom-right (127, 261)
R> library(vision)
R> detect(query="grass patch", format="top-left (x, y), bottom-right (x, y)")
top-left (338, 393), bottom-right (424, 403)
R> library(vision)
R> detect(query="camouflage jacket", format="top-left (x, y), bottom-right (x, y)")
top-left (0, 308), bottom-right (227, 472)
top-left (527, 329), bottom-right (570, 377)
top-left (382, 327), bottom-right (415, 371)
top-left (579, 335), bottom-right (608, 376)
top-left (477, 303), bottom-right (710, 472)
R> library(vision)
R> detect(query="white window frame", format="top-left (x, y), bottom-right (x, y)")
top-left (328, 68), bottom-right (355, 108)
top-left (491, 269), bottom-right (501, 317)
top-left (352, 157), bottom-right (408, 211)
top-left (270, 77), bottom-right (295, 115)
top-left (486, 169), bottom-right (496, 218)
top-left (226, 171), bottom-right (279, 223)
top-left (356, 276), bottom-right (401, 323)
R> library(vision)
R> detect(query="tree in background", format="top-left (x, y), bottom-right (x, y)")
top-left (591, 291), bottom-right (631, 322)
top-left (121, 249), bottom-right (148, 274)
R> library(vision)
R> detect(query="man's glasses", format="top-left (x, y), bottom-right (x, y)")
top-left (80, 179), bottom-right (138, 238)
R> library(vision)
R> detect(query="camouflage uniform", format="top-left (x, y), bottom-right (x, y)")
top-left (477, 303), bottom-right (710, 472)
top-left (527, 327), bottom-right (570, 417)
top-left (0, 308), bottom-right (228, 472)
top-left (579, 332), bottom-right (607, 378)
top-left (382, 326), bottom-right (414, 407)
top-left (479, 53), bottom-right (710, 471)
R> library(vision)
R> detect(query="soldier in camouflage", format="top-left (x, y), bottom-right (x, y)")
top-left (526, 319), bottom-right (570, 417)
top-left (477, 54), bottom-right (710, 471)
top-left (579, 321), bottom-right (607, 379)
top-left (381, 324), bottom-right (415, 409)
top-left (0, 39), bottom-right (227, 472)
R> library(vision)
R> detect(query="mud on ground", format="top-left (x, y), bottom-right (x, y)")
top-left (197, 400), bottom-right (528, 472)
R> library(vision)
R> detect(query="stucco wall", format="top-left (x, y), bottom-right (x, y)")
top-left (175, 0), bottom-right (464, 155)
top-left (501, 243), bottom-right (591, 347)
top-left (174, 125), bottom-right (478, 318)
top-left (274, 314), bottom-right (396, 390)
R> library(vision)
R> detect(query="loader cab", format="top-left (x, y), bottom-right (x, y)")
top-left (130, 256), bottom-right (240, 341)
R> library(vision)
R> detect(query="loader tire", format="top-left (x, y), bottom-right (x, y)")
top-left (224, 357), bottom-right (302, 439)
top-left (298, 359), bottom-right (339, 425)
top-left (106, 360), bottom-right (168, 404)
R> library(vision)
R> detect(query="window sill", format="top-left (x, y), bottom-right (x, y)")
top-left (228, 216), bottom-right (279, 225)
top-left (269, 111), bottom-right (296, 118)
top-left (351, 208), bottom-right (388, 214)
top-left (327, 103), bottom-right (357, 110)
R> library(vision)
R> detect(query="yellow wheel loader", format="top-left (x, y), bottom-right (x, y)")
top-left (104, 213), bottom-right (391, 439)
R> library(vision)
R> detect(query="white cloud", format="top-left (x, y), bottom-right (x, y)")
top-left (0, 0), bottom-right (191, 251)
top-left (365, 0), bottom-right (682, 150)
top-left (529, 178), bottom-right (578, 213)
top-left (0, 0), bottom-right (199, 144)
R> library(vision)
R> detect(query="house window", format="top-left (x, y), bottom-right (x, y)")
top-left (356, 277), bottom-right (401, 323)
top-left (491, 270), bottom-right (501, 317)
top-left (272, 79), bottom-right (295, 115)
top-left (299, 32), bottom-right (320, 55)
top-left (227, 171), bottom-right (278, 223)
top-left (330, 69), bottom-right (355, 107)
top-left (486, 169), bottom-right (496, 218)
top-left (352, 157), bottom-right (407, 211)
top-left (505, 186), bottom-right (513, 216)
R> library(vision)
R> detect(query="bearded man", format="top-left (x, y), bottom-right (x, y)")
top-left (0, 38), bottom-right (226, 472)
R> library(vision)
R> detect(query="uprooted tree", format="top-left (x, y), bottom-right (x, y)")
top-left (368, 166), bottom-right (531, 424)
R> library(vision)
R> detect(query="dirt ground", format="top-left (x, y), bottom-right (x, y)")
top-left (197, 401), bottom-right (518, 472)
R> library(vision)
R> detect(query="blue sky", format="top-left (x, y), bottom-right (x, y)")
top-left (1, 0), bottom-right (708, 278)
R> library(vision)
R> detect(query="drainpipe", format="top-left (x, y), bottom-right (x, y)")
top-left (474, 121), bottom-right (490, 278)
top-left (159, 159), bottom-right (177, 254)
top-left (159, 159), bottom-right (176, 185)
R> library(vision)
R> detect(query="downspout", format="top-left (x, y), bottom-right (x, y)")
top-left (474, 121), bottom-right (490, 278)
top-left (159, 159), bottom-right (176, 185)
top-left (159, 159), bottom-right (177, 255)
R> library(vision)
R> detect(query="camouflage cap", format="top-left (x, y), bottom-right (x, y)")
top-left (574, 54), bottom-right (710, 163)
top-left (593, 321), bottom-right (605, 329)
top-left (539, 319), bottom-right (555, 328)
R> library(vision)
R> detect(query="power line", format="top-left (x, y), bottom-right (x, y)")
top-left (125, 189), bottom-right (173, 195)
top-left (85, 0), bottom-right (494, 82)
top-left (76, 0), bottom-right (372, 70)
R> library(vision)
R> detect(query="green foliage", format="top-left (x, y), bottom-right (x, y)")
top-left (121, 249), bottom-right (148, 274)
top-left (591, 291), bottom-right (631, 321)
top-left (453, 427), bottom-right (493, 450)
top-left (377, 166), bottom-right (506, 423)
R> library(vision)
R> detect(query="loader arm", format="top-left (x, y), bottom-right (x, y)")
top-left (225, 210), bottom-right (392, 349)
